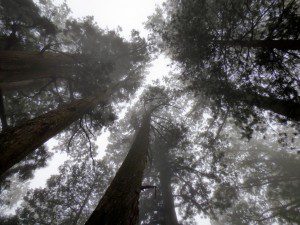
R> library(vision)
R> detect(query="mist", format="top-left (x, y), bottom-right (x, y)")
top-left (0, 0), bottom-right (299, 225)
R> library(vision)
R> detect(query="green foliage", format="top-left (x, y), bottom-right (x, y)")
top-left (0, 0), bottom-right (58, 50)
top-left (0, 0), bottom-right (150, 205)
top-left (18, 160), bottom-right (112, 225)
top-left (148, 0), bottom-right (300, 132)
top-left (0, 1), bottom-right (299, 224)
top-left (0, 145), bottom-right (51, 192)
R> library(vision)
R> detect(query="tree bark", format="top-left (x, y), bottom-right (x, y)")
top-left (157, 148), bottom-right (180, 225)
top-left (0, 89), bottom-right (8, 130)
top-left (237, 91), bottom-right (300, 121)
top-left (85, 113), bottom-right (151, 225)
top-left (0, 90), bottom-right (110, 177)
top-left (0, 50), bottom-right (76, 83)
top-left (0, 78), bottom-right (53, 92)
top-left (215, 39), bottom-right (300, 50)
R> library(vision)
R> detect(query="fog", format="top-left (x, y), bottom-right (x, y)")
top-left (0, 0), bottom-right (299, 225)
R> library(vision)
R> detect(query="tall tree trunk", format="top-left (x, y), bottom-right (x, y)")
top-left (0, 50), bottom-right (76, 83)
top-left (157, 147), bottom-right (180, 225)
top-left (0, 90), bottom-right (110, 177)
top-left (0, 89), bottom-right (7, 130)
top-left (237, 91), bottom-right (300, 121)
top-left (215, 39), bottom-right (300, 50)
top-left (85, 113), bottom-right (151, 225)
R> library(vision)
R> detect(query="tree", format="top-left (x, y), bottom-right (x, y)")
top-left (0, 50), bottom-right (76, 83)
top-left (0, 0), bottom-right (63, 130)
top-left (148, 0), bottom-right (300, 126)
top-left (139, 120), bottom-right (185, 225)
top-left (17, 159), bottom-right (112, 225)
top-left (1, 145), bottom-right (51, 192)
top-left (3, 88), bottom-right (171, 224)
top-left (0, 28), bottom-right (147, 129)
top-left (152, 127), bottom-right (184, 225)
top-left (0, 89), bottom-right (7, 129)
top-left (209, 129), bottom-right (300, 224)
top-left (0, 86), bottom-right (115, 176)
top-left (2, 117), bottom-right (111, 225)
top-left (0, 0), bottom-right (58, 51)
top-left (1, 3), bottom-right (149, 130)
top-left (84, 86), bottom-right (177, 224)
top-left (0, 0), bottom-right (149, 178)
top-left (85, 111), bottom-right (152, 225)
top-left (162, 107), bottom-right (300, 224)
top-left (2, 1), bottom-right (299, 224)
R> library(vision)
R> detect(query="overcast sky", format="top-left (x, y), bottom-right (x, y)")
top-left (63, 0), bottom-right (164, 39)
top-left (33, 0), bottom-right (211, 224)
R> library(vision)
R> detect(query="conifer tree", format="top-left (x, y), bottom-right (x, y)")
top-left (148, 0), bottom-right (300, 126)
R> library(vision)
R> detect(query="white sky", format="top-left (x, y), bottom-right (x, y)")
top-left (65, 0), bottom-right (164, 39)
top-left (29, 0), bottom-right (211, 224)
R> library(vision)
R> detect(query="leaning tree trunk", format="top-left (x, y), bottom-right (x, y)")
top-left (157, 147), bottom-right (180, 225)
top-left (85, 113), bottom-right (151, 225)
top-left (0, 78), bottom-right (53, 92)
top-left (215, 39), bottom-right (300, 50)
top-left (0, 90), bottom-right (110, 177)
top-left (238, 91), bottom-right (300, 121)
top-left (0, 50), bottom-right (76, 83)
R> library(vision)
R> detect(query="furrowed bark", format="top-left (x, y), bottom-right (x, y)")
top-left (85, 113), bottom-right (151, 225)
top-left (0, 91), bottom-right (109, 177)
top-left (0, 50), bottom-right (76, 83)
top-left (158, 147), bottom-right (180, 225)
top-left (215, 39), bottom-right (300, 50)
top-left (0, 89), bottom-right (8, 130)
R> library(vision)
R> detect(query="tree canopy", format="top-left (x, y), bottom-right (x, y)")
top-left (147, 0), bottom-right (300, 135)
top-left (0, 0), bottom-right (299, 224)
